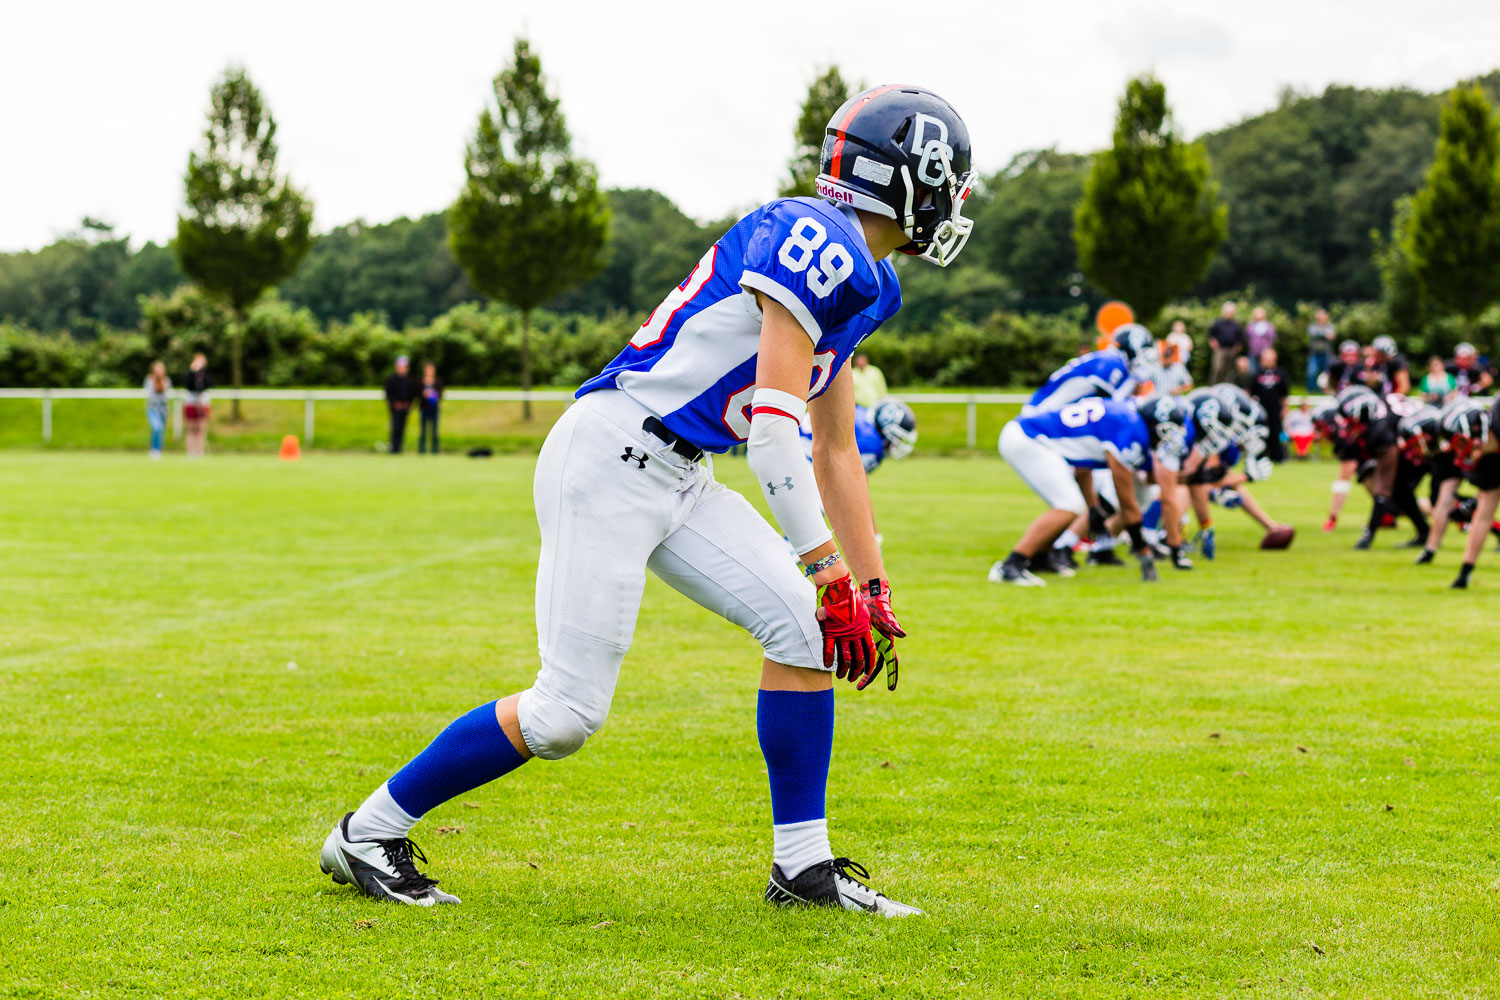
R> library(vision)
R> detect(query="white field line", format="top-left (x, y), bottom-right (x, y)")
top-left (1, 538), bottom-right (512, 670)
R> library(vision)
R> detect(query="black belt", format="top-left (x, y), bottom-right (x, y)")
top-left (643, 416), bottom-right (703, 461)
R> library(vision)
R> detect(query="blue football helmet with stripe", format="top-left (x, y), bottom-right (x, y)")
top-left (815, 86), bottom-right (974, 267)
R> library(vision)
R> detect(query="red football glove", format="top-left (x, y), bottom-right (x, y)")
top-left (816, 574), bottom-right (875, 685)
top-left (860, 578), bottom-right (906, 691)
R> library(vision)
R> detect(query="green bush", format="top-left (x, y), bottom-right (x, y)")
top-left (5, 284), bottom-right (1498, 391)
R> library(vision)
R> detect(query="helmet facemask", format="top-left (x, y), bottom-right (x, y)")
top-left (900, 147), bottom-right (974, 267)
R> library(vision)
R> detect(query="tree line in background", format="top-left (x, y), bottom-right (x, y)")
top-left (2, 49), bottom-right (1500, 392)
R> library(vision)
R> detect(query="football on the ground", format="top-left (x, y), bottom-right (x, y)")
top-left (1261, 525), bottom-right (1296, 550)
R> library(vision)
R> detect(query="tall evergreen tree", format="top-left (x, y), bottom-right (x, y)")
top-left (780, 67), bottom-right (851, 198)
top-left (176, 67), bottom-right (312, 418)
top-left (1403, 84), bottom-right (1500, 331)
top-left (449, 38), bottom-right (609, 416)
top-left (1074, 76), bottom-right (1226, 325)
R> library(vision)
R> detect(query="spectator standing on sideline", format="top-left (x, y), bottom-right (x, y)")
top-left (419, 363), bottom-right (443, 454)
top-left (850, 353), bottom-right (888, 409)
top-left (1250, 347), bottom-right (1290, 462)
top-left (144, 361), bottom-right (171, 459)
top-left (1421, 356), bottom-right (1456, 404)
top-left (1245, 307), bottom-right (1277, 373)
top-left (384, 356), bottom-right (418, 454)
top-left (1233, 355), bottom-right (1254, 392)
top-left (1448, 342), bottom-right (1495, 397)
top-left (1158, 320), bottom-right (1194, 394)
top-left (1208, 301), bottom-right (1245, 385)
top-left (1306, 309), bottom-right (1335, 392)
top-left (1286, 403), bottom-right (1315, 459)
top-left (182, 353), bottom-right (211, 458)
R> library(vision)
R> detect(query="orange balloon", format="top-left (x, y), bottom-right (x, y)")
top-left (1095, 301), bottom-right (1134, 337)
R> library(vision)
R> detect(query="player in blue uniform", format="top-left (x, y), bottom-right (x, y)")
top-left (800, 398), bottom-right (916, 474)
top-left (1021, 323), bottom-right (1157, 416)
top-left (1022, 324), bottom-right (1157, 573)
top-left (1180, 385), bottom-right (1291, 556)
top-left (320, 86), bottom-right (973, 915)
top-left (992, 398), bottom-right (1166, 585)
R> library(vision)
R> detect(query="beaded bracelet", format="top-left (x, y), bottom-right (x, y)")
top-left (803, 552), bottom-right (843, 578)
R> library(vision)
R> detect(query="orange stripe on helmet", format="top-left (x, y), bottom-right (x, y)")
top-left (828, 84), bottom-right (901, 181)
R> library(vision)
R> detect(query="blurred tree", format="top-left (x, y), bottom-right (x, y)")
top-left (780, 67), bottom-right (851, 197)
top-left (1074, 76), bottom-right (1226, 325)
top-left (175, 67), bottom-right (312, 416)
top-left (971, 149), bottom-right (1090, 308)
top-left (1373, 196), bottom-right (1433, 334)
top-left (449, 38), bottom-right (609, 416)
top-left (546, 188), bottom-right (709, 318)
top-left (280, 214), bottom-right (475, 326)
top-left (1403, 84), bottom-right (1500, 332)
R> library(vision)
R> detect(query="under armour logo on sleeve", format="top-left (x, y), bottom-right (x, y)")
top-left (621, 447), bottom-right (649, 468)
top-left (766, 477), bottom-right (794, 495)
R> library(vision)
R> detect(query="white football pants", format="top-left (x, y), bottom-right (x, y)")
top-left (998, 421), bottom-right (1087, 515)
top-left (517, 389), bottom-right (825, 760)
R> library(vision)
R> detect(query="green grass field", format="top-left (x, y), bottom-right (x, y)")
top-left (4, 450), bottom-right (1498, 998)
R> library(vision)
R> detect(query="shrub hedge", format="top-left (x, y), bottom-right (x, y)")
top-left (2, 284), bottom-right (1496, 390)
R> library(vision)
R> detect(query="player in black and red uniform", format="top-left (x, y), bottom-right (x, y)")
top-left (1413, 399), bottom-right (1500, 564)
top-left (1321, 340), bottom-right (1364, 394)
top-left (1336, 387), bottom-right (1428, 549)
top-left (1359, 335), bottom-right (1411, 396)
top-left (1313, 400), bottom-right (1360, 531)
top-left (1448, 342), bottom-right (1496, 398)
top-left (1445, 399), bottom-right (1500, 589)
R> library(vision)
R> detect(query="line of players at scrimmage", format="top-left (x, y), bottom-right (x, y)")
top-left (812, 322), bottom-right (1499, 591)
top-left (986, 323), bottom-right (1500, 590)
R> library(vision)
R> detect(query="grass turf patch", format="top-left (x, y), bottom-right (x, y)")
top-left (2, 451), bottom-right (1497, 998)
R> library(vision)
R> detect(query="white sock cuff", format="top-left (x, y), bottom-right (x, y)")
top-left (346, 782), bottom-right (420, 842)
top-left (773, 818), bottom-right (832, 880)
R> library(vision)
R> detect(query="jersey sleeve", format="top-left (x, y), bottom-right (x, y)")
top-left (739, 202), bottom-right (875, 344)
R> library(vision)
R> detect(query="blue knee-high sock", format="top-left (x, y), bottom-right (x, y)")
top-left (757, 688), bottom-right (834, 823)
top-left (386, 701), bottom-right (528, 818)
top-left (758, 688), bottom-right (834, 877)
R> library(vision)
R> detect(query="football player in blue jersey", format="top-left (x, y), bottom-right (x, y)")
top-left (1022, 324), bottom-right (1157, 571)
top-left (1180, 386), bottom-right (1291, 556)
top-left (1022, 323), bottom-right (1157, 417)
top-left (992, 397), bottom-right (1167, 585)
top-left (800, 398), bottom-right (917, 475)
top-left (320, 86), bottom-right (973, 915)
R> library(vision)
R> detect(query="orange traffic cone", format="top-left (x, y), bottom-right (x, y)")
top-left (279, 435), bottom-right (301, 461)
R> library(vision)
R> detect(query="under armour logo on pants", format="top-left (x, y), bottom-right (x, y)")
top-left (766, 477), bottom-right (794, 495)
top-left (621, 448), bottom-right (648, 469)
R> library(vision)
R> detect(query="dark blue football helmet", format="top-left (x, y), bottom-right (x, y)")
top-left (816, 86), bottom-right (974, 267)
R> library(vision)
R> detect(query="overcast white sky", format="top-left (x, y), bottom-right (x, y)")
top-left (2, 0), bottom-right (1497, 252)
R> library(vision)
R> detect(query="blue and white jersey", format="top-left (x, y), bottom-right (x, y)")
top-left (577, 197), bottom-right (901, 453)
top-left (1015, 398), bottom-right (1151, 471)
top-left (798, 405), bottom-right (887, 473)
top-left (1023, 350), bottom-right (1136, 416)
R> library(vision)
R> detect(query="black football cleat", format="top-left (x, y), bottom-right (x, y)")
top-left (1354, 530), bottom-right (1374, 550)
top-left (989, 559), bottom-right (1044, 586)
top-left (1086, 547), bottom-right (1125, 566)
top-left (1415, 548), bottom-right (1436, 565)
top-left (320, 813), bottom-right (460, 906)
top-left (766, 858), bottom-right (923, 917)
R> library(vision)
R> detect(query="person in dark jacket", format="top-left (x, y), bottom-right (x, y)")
top-left (419, 363), bottom-right (443, 454)
top-left (1207, 301), bottom-right (1245, 385)
top-left (1250, 348), bottom-right (1291, 462)
top-left (384, 356), bottom-right (419, 454)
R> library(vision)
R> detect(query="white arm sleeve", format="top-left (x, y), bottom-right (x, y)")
top-left (746, 387), bottom-right (832, 557)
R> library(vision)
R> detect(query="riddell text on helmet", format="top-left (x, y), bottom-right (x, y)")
top-left (815, 180), bottom-right (855, 204)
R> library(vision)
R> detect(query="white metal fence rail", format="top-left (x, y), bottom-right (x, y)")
top-left (0, 387), bottom-right (1350, 449)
